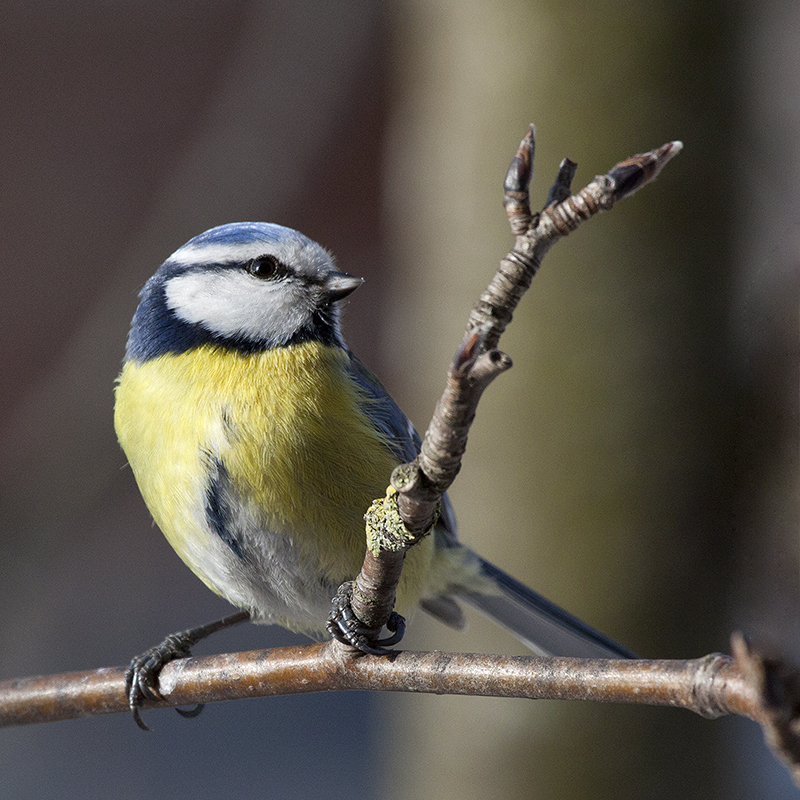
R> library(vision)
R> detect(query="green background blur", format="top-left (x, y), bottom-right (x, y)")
top-left (1, 2), bottom-right (798, 798)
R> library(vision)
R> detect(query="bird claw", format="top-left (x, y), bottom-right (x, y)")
top-left (326, 582), bottom-right (406, 655)
top-left (125, 632), bottom-right (204, 731)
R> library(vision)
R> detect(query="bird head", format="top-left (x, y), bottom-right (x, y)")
top-left (126, 222), bottom-right (362, 360)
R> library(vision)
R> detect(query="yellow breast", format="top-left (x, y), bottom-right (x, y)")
top-left (114, 341), bottom-right (434, 618)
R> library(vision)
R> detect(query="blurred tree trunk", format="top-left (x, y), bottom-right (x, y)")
top-left (381, 1), bottom-right (747, 797)
top-left (728, 1), bottom-right (800, 796)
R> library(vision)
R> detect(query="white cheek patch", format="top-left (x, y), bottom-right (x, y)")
top-left (164, 270), bottom-right (309, 344)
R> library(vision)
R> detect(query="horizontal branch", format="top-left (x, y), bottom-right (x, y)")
top-left (7, 635), bottom-right (800, 788)
top-left (0, 641), bottom-right (759, 728)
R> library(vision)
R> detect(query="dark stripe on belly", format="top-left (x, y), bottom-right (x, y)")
top-left (204, 454), bottom-right (244, 559)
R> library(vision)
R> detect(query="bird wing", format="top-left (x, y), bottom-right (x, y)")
top-left (344, 351), bottom-right (459, 544)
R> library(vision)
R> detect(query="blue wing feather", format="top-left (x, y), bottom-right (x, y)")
top-left (345, 351), bottom-right (459, 545)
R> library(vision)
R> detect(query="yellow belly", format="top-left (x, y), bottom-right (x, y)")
top-left (114, 341), bottom-right (434, 628)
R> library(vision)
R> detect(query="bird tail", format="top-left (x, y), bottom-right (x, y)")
top-left (450, 553), bottom-right (637, 659)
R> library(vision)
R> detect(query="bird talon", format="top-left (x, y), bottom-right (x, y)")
top-left (125, 633), bottom-right (199, 730)
top-left (372, 611), bottom-right (406, 648)
top-left (130, 704), bottom-right (150, 732)
top-left (326, 582), bottom-right (406, 655)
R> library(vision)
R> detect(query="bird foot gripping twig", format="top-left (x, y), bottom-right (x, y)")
top-left (327, 582), bottom-right (406, 655)
top-left (126, 632), bottom-right (203, 731)
top-left (125, 610), bottom-right (250, 730)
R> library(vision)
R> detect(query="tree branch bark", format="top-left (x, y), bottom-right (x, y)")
top-left (5, 631), bottom-right (800, 791)
top-left (0, 639), bottom-right (758, 728)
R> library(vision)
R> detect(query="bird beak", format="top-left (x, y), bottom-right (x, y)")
top-left (323, 271), bottom-right (364, 302)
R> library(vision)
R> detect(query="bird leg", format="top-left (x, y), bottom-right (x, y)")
top-left (125, 610), bottom-right (250, 730)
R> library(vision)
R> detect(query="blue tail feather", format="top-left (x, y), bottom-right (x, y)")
top-left (455, 556), bottom-right (637, 659)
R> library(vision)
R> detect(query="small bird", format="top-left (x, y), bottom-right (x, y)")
top-left (115, 222), bottom-right (634, 725)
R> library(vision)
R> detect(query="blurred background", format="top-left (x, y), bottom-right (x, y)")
top-left (1, 1), bottom-right (798, 797)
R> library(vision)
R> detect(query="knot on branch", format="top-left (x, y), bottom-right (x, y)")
top-left (365, 485), bottom-right (439, 556)
top-left (691, 653), bottom-right (742, 719)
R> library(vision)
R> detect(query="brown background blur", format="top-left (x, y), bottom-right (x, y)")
top-left (1, 2), bottom-right (798, 798)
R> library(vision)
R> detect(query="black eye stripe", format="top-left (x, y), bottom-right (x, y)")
top-left (246, 255), bottom-right (285, 279)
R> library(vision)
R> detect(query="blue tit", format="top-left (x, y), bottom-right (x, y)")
top-left (115, 221), bottom-right (634, 676)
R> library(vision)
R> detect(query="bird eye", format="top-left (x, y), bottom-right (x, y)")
top-left (247, 255), bottom-right (281, 279)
